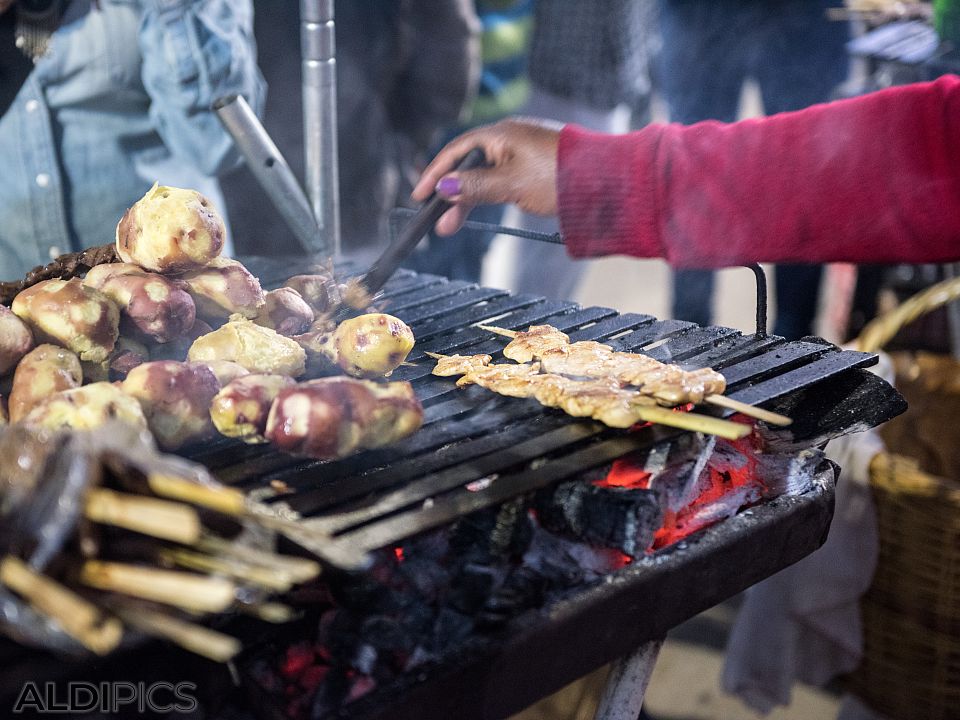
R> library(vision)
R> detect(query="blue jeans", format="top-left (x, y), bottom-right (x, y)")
top-left (657, 0), bottom-right (849, 335)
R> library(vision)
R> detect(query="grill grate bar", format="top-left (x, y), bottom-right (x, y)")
top-left (409, 293), bottom-right (544, 340)
top-left (728, 351), bottom-right (877, 406)
top-left (403, 287), bottom-right (509, 325)
top-left (333, 435), bottom-right (649, 562)
top-left (609, 320), bottom-right (698, 351)
top-left (303, 422), bottom-right (604, 532)
top-left (380, 280), bottom-right (478, 313)
top-left (566, 313), bottom-right (656, 342)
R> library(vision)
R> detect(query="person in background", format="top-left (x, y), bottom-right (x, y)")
top-left (657, 0), bottom-right (850, 336)
top-left (502, 0), bottom-right (656, 301)
top-left (413, 76), bottom-right (960, 268)
top-left (405, 0), bottom-right (534, 283)
top-left (0, 0), bottom-right (265, 280)
top-left (334, 0), bottom-right (480, 257)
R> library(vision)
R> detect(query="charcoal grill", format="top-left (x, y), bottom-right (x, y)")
top-left (0, 255), bottom-right (905, 720)
top-left (194, 256), bottom-right (903, 719)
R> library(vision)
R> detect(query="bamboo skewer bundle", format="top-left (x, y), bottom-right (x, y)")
top-left (0, 423), bottom-right (324, 663)
top-left (474, 324), bottom-right (792, 427)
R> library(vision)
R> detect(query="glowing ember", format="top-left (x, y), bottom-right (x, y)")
top-left (597, 430), bottom-right (767, 552)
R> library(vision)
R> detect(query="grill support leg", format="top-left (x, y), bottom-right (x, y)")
top-left (594, 639), bottom-right (663, 720)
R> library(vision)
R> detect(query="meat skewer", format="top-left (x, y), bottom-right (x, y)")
top-left (426, 352), bottom-right (751, 440)
top-left (476, 324), bottom-right (792, 426)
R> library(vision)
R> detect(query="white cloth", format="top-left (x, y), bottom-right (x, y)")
top-left (721, 353), bottom-right (894, 715)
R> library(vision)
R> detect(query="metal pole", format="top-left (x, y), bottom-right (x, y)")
top-left (214, 95), bottom-right (317, 257)
top-left (301, 0), bottom-right (341, 257)
top-left (594, 640), bottom-right (663, 720)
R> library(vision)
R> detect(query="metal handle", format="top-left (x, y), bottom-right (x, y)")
top-left (362, 148), bottom-right (487, 294)
top-left (214, 94), bottom-right (317, 256)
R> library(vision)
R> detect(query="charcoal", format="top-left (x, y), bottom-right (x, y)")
top-left (448, 502), bottom-right (532, 564)
top-left (476, 566), bottom-right (547, 628)
top-left (447, 561), bottom-right (499, 614)
top-left (535, 481), bottom-right (663, 558)
top-left (488, 497), bottom-right (534, 559)
top-left (432, 607), bottom-right (474, 651)
top-left (398, 556), bottom-right (450, 602)
top-left (360, 616), bottom-right (417, 655)
top-left (645, 435), bottom-right (717, 512)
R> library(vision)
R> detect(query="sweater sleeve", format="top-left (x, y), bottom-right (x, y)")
top-left (558, 75), bottom-right (960, 267)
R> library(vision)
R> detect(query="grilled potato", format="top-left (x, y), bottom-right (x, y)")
top-left (115, 183), bottom-right (225, 272)
top-left (201, 360), bottom-right (250, 387)
top-left (23, 382), bottom-right (148, 433)
top-left (253, 287), bottom-right (314, 336)
top-left (84, 263), bottom-right (196, 343)
top-left (210, 373), bottom-right (296, 443)
top-left (265, 377), bottom-right (422, 459)
top-left (122, 361), bottom-right (220, 450)
top-left (0, 396), bottom-right (7, 426)
top-left (331, 313), bottom-right (415, 378)
top-left (8, 344), bottom-right (83, 423)
top-left (0, 304), bottom-right (34, 376)
top-left (283, 273), bottom-right (340, 315)
top-left (11, 279), bottom-right (119, 363)
top-left (175, 257), bottom-right (265, 323)
top-left (188, 317), bottom-right (306, 378)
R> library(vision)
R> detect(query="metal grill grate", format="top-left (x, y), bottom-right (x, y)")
top-left (190, 263), bottom-right (879, 569)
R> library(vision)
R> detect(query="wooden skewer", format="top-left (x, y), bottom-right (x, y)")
top-left (159, 548), bottom-right (295, 592)
top-left (704, 395), bottom-right (791, 426)
top-left (85, 488), bottom-right (202, 544)
top-left (0, 556), bottom-right (123, 655)
top-left (196, 535), bottom-right (320, 584)
top-left (109, 603), bottom-right (241, 663)
top-left (147, 473), bottom-right (247, 516)
top-left (474, 324), bottom-right (793, 426)
top-left (80, 561), bottom-right (237, 614)
top-left (631, 406), bottom-right (751, 441)
top-left (237, 601), bottom-right (297, 624)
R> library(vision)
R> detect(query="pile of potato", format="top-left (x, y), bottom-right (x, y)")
top-left (0, 184), bottom-right (420, 458)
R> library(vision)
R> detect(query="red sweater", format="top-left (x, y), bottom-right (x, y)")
top-left (557, 75), bottom-right (960, 268)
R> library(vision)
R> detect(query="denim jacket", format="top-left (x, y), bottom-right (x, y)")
top-left (0, 0), bottom-right (265, 280)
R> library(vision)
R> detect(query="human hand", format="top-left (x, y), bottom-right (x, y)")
top-left (411, 117), bottom-right (562, 236)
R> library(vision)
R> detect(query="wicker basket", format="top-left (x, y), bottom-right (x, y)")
top-left (846, 276), bottom-right (960, 720)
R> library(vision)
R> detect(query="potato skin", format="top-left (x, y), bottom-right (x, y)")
top-left (283, 274), bottom-right (340, 314)
top-left (210, 373), bottom-right (295, 443)
top-left (11, 279), bottom-right (119, 363)
top-left (188, 317), bottom-right (306, 377)
top-left (0, 304), bottom-right (34, 376)
top-left (115, 184), bottom-right (224, 272)
top-left (254, 287), bottom-right (314, 336)
top-left (264, 377), bottom-right (422, 459)
top-left (23, 382), bottom-right (148, 433)
top-left (175, 257), bottom-right (265, 323)
top-left (122, 361), bottom-right (220, 450)
top-left (8, 344), bottom-right (83, 422)
top-left (332, 313), bottom-right (415, 378)
top-left (85, 263), bottom-right (196, 343)
top-left (200, 360), bottom-right (250, 387)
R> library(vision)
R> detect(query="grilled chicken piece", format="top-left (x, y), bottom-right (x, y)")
top-left (457, 361), bottom-right (544, 396)
top-left (0, 304), bottom-right (34, 376)
top-left (431, 353), bottom-right (492, 377)
top-left (265, 377), bottom-right (422, 459)
top-left (12, 279), bottom-right (119, 363)
top-left (501, 325), bottom-right (571, 363)
top-left (537, 343), bottom-right (725, 404)
top-left (210, 374), bottom-right (295, 444)
top-left (8, 344), bottom-right (83, 422)
top-left (116, 183), bottom-right (225, 273)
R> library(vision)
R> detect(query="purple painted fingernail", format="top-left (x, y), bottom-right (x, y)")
top-left (436, 176), bottom-right (462, 198)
